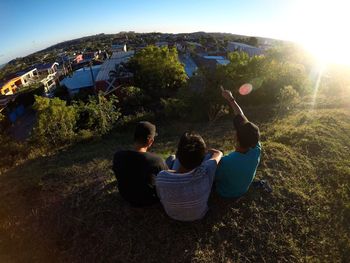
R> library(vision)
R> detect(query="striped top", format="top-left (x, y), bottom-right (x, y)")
top-left (156, 159), bottom-right (217, 221)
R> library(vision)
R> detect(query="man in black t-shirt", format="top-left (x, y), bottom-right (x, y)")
top-left (112, 121), bottom-right (167, 207)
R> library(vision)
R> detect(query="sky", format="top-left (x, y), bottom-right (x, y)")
top-left (1, 0), bottom-right (349, 64)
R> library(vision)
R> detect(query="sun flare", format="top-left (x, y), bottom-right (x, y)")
top-left (287, 0), bottom-right (350, 66)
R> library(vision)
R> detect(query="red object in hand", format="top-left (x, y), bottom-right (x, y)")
top-left (239, 83), bottom-right (253, 95)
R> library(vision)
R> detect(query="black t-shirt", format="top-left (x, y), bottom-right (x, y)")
top-left (113, 150), bottom-right (168, 207)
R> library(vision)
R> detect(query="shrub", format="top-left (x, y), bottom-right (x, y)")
top-left (119, 110), bottom-right (155, 127)
top-left (75, 93), bottom-right (121, 136)
top-left (32, 96), bottom-right (78, 146)
top-left (76, 129), bottom-right (94, 141)
top-left (0, 135), bottom-right (30, 170)
top-left (277, 85), bottom-right (300, 109)
top-left (119, 86), bottom-right (151, 114)
top-left (160, 97), bottom-right (188, 119)
top-left (54, 85), bottom-right (70, 101)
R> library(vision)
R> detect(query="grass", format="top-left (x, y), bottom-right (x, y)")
top-left (0, 102), bottom-right (349, 262)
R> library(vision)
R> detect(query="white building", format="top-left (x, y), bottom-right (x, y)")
top-left (227, 42), bottom-right (264, 57)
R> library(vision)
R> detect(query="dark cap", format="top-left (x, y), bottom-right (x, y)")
top-left (134, 121), bottom-right (157, 144)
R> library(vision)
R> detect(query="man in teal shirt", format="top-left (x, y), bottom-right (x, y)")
top-left (215, 87), bottom-right (261, 198)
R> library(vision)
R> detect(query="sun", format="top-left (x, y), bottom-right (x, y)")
top-left (287, 0), bottom-right (350, 66)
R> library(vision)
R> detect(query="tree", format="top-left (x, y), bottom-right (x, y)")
top-left (119, 86), bottom-right (151, 114)
top-left (128, 46), bottom-right (187, 98)
top-left (247, 37), bottom-right (258, 47)
top-left (75, 93), bottom-right (121, 135)
top-left (32, 96), bottom-right (78, 145)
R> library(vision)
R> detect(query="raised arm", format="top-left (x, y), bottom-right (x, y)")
top-left (220, 86), bottom-right (244, 116)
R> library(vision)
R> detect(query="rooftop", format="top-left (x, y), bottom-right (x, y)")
top-left (203, 55), bottom-right (230, 65)
top-left (228, 42), bottom-right (259, 49)
top-left (61, 65), bottom-right (101, 91)
top-left (95, 51), bottom-right (134, 82)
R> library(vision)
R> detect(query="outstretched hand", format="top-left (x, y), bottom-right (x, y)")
top-left (220, 86), bottom-right (244, 116)
top-left (220, 86), bottom-right (235, 101)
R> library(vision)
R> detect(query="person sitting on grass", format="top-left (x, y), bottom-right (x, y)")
top-left (156, 132), bottom-right (222, 221)
top-left (215, 87), bottom-right (261, 199)
top-left (113, 121), bottom-right (167, 207)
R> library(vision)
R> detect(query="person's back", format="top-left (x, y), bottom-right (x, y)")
top-left (156, 158), bottom-right (218, 221)
top-left (112, 121), bottom-right (167, 207)
top-left (215, 87), bottom-right (261, 198)
top-left (216, 142), bottom-right (261, 198)
top-left (156, 132), bottom-right (222, 221)
top-left (113, 150), bottom-right (166, 206)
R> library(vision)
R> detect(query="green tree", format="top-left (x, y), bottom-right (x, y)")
top-left (75, 93), bottom-right (121, 135)
top-left (32, 96), bottom-right (78, 145)
top-left (119, 86), bottom-right (151, 114)
top-left (128, 46), bottom-right (187, 98)
top-left (247, 37), bottom-right (258, 47)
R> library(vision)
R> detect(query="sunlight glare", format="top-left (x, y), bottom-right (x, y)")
top-left (287, 0), bottom-right (350, 66)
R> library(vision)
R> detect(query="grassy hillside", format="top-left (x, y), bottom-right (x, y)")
top-left (0, 104), bottom-right (349, 262)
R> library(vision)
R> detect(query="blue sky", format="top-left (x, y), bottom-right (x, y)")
top-left (0, 0), bottom-right (348, 64)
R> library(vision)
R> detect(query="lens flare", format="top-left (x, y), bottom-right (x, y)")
top-left (239, 83), bottom-right (253, 95)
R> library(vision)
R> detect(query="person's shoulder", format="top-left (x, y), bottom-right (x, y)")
top-left (144, 152), bottom-right (165, 162)
top-left (195, 159), bottom-right (218, 175)
top-left (114, 150), bottom-right (136, 158)
top-left (251, 142), bottom-right (262, 152)
top-left (156, 169), bottom-right (176, 183)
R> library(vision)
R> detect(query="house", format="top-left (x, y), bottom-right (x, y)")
top-left (0, 77), bottom-right (22, 95)
top-left (83, 52), bottom-right (98, 61)
top-left (227, 42), bottom-right (264, 56)
top-left (33, 62), bottom-right (59, 76)
top-left (32, 62), bottom-right (60, 93)
top-left (111, 44), bottom-right (127, 52)
top-left (74, 54), bottom-right (83, 63)
top-left (17, 68), bottom-right (39, 87)
top-left (194, 55), bottom-right (230, 70)
top-left (40, 74), bottom-right (58, 94)
top-left (60, 65), bottom-right (101, 96)
top-left (95, 51), bottom-right (135, 94)
top-left (202, 56), bottom-right (230, 66)
top-left (0, 67), bottom-right (40, 95)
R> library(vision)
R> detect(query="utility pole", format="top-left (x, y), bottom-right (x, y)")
top-left (89, 61), bottom-right (95, 89)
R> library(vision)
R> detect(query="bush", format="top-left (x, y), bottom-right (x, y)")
top-left (277, 85), bottom-right (300, 108)
top-left (119, 110), bottom-right (155, 127)
top-left (75, 93), bottom-right (121, 136)
top-left (54, 85), bottom-right (70, 101)
top-left (32, 96), bottom-right (78, 146)
top-left (160, 97), bottom-right (188, 119)
top-left (0, 135), bottom-right (30, 170)
top-left (119, 86), bottom-right (151, 114)
top-left (76, 129), bottom-right (94, 141)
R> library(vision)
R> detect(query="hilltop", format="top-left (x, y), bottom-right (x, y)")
top-left (1, 98), bottom-right (349, 262)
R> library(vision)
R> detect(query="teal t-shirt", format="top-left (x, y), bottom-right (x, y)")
top-left (215, 142), bottom-right (261, 198)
